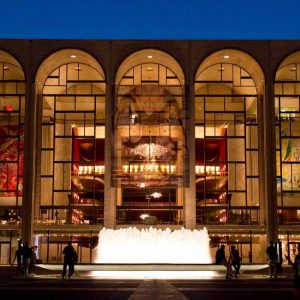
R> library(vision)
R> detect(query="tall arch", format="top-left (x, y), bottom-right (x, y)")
top-left (194, 49), bottom-right (265, 225)
top-left (113, 49), bottom-right (187, 226)
top-left (35, 49), bottom-right (106, 227)
top-left (275, 51), bottom-right (300, 228)
top-left (0, 50), bottom-right (25, 224)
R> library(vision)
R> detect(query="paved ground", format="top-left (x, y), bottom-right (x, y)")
top-left (0, 265), bottom-right (299, 300)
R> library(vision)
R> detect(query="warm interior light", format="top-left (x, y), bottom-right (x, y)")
top-left (139, 214), bottom-right (150, 220)
top-left (70, 55), bottom-right (77, 58)
top-left (151, 192), bottom-right (162, 198)
top-left (147, 55), bottom-right (153, 59)
top-left (131, 143), bottom-right (168, 159)
top-left (195, 165), bottom-right (220, 175)
top-left (78, 165), bottom-right (105, 175)
top-left (122, 163), bottom-right (176, 174)
top-left (223, 55), bottom-right (230, 59)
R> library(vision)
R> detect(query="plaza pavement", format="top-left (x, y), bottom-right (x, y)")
top-left (0, 263), bottom-right (296, 280)
top-left (0, 264), bottom-right (299, 300)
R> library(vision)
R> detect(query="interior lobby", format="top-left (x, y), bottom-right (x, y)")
top-left (0, 40), bottom-right (300, 265)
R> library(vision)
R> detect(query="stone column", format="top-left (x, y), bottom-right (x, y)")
top-left (104, 82), bottom-right (116, 228)
top-left (264, 80), bottom-right (278, 243)
top-left (184, 83), bottom-right (196, 229)
top-left (22, 80), bottom-right (38, 245)
top-left (257, 94), bottom-right (266, 225)
top-left (33, 92), bottom-right (43, 219)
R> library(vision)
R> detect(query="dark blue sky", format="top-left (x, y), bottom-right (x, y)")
top-left (2, 0), bottom-right (300, 39)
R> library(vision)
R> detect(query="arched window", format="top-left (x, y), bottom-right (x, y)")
top-left (275, 51), bottom-right (300, 225)
top-left (0, 51), bottom-right (25, 224)
top-left (195, 49), bottom-right (264, 226)
top-left (36, 49), bottom-right (105, 225)
top-left (114, 49), bottom-right (186, 225)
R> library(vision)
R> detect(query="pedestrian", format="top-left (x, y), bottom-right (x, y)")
top-left (11, 240), bottom-right (23, 275)
top-left (230, 245), bottom-right (241, 278)
top-left (55, 210), bottom-right (60, 224)
top-left (285, 243), bottom-right (300, 288)
top-left (248, 250), bottom-right (252, 263)
top-left (22, 242), bottom-right (32, 276)
top-left (62, 241), bottom-right (76, 279)
top-left (69, 249), bottom-right (78, 277)
top-left (266, 241), bottom-right (278, 279)
top-left (215, 244), bottom-right (233, 279)
top-left (29, 245), bottom-right (38, 274)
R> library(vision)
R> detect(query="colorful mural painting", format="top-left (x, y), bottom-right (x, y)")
top-left (0, 125), bottom-right (24, 196)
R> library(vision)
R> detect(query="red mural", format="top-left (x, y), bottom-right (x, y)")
top-left (0, 126), bottom-right (24, 196)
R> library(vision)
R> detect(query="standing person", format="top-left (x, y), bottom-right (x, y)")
top-left (215, 244), bottom-right (226, 264)
top-left (266, 241), bottom-right (278, 279)
top-left (29, 245), bottom-right (38, 274)
top-left (230, 245), bottom-right (241, 278)
top-left (55, 210), bottom-right (60, 224)
top-left (22, 242), bottom-right (32, 276)
top-left (69, 249), bottom-right (78, 277)
top-left (62, 241), bottom-right (76, 279)
top-left (11, 240), bottom-right (23, 275)
top-left (215, 244), bottom-right (232, 279)
top-left (285, 243), bottom-right (300, 288)
top-left (248, 250), bottom-right (253, 263)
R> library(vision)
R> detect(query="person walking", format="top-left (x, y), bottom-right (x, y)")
top-left (11, 240), bottom-right (23, 275)
top-left (62, 241), bottom-right (76, 279)
top-left (22, 242), bottom-right (32, 276)
top-left (230, 245), bottom-right (241, 278)
top-left (266, 241), bottom-right (278, 279)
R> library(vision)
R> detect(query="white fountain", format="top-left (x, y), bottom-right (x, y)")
top-left (95, 227), bottom-right (212, 264)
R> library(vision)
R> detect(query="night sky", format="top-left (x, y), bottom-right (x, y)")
top-left (1, 0), bottom-right (300, 39)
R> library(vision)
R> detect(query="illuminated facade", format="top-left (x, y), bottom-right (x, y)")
top-left (0, 40), bottom-right (299, 264)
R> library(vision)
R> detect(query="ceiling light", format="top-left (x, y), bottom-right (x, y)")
top-left (140, 214), bottom-right (149, 220)
top-left (218, 67), bottom-right (225, 71)
top-left (151, 192), bottom-right (162, 199)
top-left (223, 55), bottom-right (229, 59)
top-left (75, 67), bottom-right (81, 71)
top-left (70, 55), bottom-right (77, 58)
top-left (147, 55), bottom-right (153, 59)
top-left (147, 67), bottom-right (153, 71)
top-left (3, 66), bottom-right (9, 70)
top-left (290, 67), bottom-right (297, 71)
top-left (131, 143), bottom-right (168, 159)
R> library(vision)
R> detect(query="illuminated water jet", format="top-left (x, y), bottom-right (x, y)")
top-left (96, 227), bottom-right (211, 264)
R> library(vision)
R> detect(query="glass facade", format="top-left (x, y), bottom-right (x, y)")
top-left (114, 58), bottom-right (186, 225)
top-left (40, 59), bottom-right (106, 225)
top-left (275, 52), bottom-right (300, 225)
top-left (0, 52), bottom-right (25, 225)
top-left (0, 42), bottom-right (299, 265)
top-left (195, 60), bottom-right (260, 225)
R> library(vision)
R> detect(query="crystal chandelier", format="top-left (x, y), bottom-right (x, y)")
top-left (131, 143), bottom-right (168, 159)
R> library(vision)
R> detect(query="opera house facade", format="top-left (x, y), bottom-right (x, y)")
top-left (0, 39), bottom-right (299, 264)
